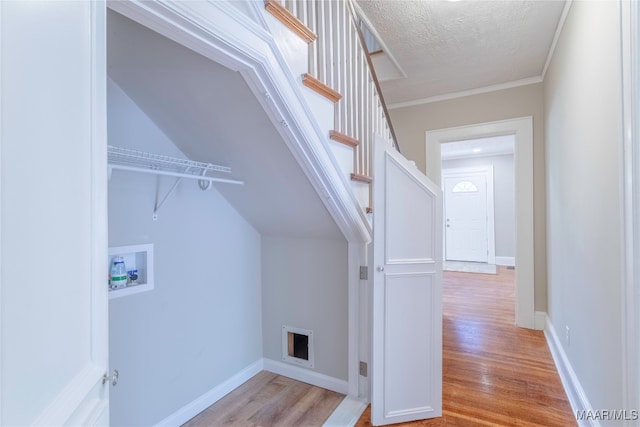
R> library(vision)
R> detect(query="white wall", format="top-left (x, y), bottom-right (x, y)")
top-left (544, 0), bottom-right (623, 413)
top-left (262, 236), bottom-right (348, 381)
top-left (108, 79), bottom-right (263, 426)
top-left (443, 154), bottom-right (515, 259)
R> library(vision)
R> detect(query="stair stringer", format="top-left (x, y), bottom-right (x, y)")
top-left (108, 0), bottom-right (371, 245)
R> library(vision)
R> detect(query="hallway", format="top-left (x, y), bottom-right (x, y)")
top-left (356, 267), bottom-right (576, 426)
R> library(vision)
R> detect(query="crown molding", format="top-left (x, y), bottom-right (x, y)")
top-left (388, 76), bottom-right (543, 110)
top-left (542, 0), bottom-right (574, 79)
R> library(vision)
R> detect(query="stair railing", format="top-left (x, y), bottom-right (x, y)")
top-left (275, 0), bottom-right (400, 179)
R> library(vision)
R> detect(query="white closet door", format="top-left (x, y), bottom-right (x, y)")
top-left (371, 136), bottom-right (443, 425)
top-left (0, 2), bottom-right (110, 425)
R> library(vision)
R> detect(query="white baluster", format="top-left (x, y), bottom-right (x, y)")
top-left (308, 0), bottom-right (317, 77)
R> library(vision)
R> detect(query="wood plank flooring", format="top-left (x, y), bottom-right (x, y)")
top-left (182, 371), bottom-right (344, 426)
top-left (356, 267), bottom-right (576, 427)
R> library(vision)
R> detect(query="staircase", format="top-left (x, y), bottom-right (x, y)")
top-left (261, 0), bottom-right (399, 215)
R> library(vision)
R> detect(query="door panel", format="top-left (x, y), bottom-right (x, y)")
top-left (384, 273), bottom-right (436, 417)
top-left (385, 158), bottom-right (436, 264)
top-left (372, 136), bottom-right (442, 425)
top-left (444, 174), bottom-right (488, 262)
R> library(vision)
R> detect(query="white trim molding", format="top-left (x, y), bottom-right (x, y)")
top-left (620, 0), bottom-right (640, 420)
top-left (263, 358), bottom-right (349, 395)
top-left (322, 395), bottom-right (369, 427)
top-left (426, 117), bottom-right (535, 329)
top-left (349, 242), bottom-right (368, 399)
top-left (154, 360), bottom-right (263, 427)
top-left (389, 77), bottom-right (542, 110)
top-left (541, 0), bottom-right (574, 79)
top-left (544, 316), bottom-right (599, 427)
top-left (0, 2), bottom-right (4, 424)
top-left (495, 256), bottom-right (515, 267)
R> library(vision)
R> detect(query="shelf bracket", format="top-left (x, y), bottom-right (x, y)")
top-left (153, 168), bottom-right (189, 221)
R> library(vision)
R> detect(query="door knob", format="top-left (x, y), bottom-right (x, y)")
top-left (103, 369), bottom-right (119, 387)
top-left (377, 266), bottom-right (384, 272)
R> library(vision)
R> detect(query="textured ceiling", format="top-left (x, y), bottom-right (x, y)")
top-left (355, 0), bottom-right (566, 106)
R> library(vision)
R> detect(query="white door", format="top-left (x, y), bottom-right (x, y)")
top-left (0, 2), bottom-right (110, 425)
top-left (444, 173), bottom-right (488, 262)
top-left (371, 136), bottom-right (443, 425)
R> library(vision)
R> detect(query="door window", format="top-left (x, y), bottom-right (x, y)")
top-left (452, 180), bottom-right (478, 193)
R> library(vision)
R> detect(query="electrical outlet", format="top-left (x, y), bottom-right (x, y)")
top-left (565, 326), bottom-right (570, 347)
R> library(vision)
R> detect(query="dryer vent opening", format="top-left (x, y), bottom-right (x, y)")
top-left (288, 332), bottom-right (308, 360)
top-left (282, 325), bottom-right (314, 368)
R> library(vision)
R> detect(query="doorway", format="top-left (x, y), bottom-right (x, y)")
top-left (426, 117), bottom-right (535, 329)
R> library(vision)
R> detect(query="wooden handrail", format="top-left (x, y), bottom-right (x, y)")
top-left (345, 0), bottom-right (400, 153)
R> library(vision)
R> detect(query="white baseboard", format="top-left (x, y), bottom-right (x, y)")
top-left (534, 311), bottom-right (546, 331)
top-left (323, 395), bottom-right (368, 427)
top-left (154, 359), bottom-right (263, 427)
top-left (154, 358), bottom-right (349, 426)
top-left (544, 316), bottom-right (599, 427)
top-left (495, 256), bottom-right (515, 266)
top-left (263, 358), bottom-right (349, 394)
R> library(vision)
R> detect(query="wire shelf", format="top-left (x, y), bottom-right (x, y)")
top-left (108, 145), bottom-right (233, 178)
top-left (108, 146), bottom-right (243, 220)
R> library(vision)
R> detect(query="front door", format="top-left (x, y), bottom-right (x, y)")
top-left (371, 136), bottom-right (443, 425)
top-left (443, 172), bottom-right (489, 262)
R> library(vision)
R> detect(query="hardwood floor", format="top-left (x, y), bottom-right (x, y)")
top-left (182, 371), bottom-right (344, 426)
top-left (356, 267), bottom-right (576, 427)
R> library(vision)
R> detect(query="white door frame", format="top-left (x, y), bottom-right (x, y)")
top-left (621, 0), bottom-right (639, 420)
top-left (426, 117), bottom-right (535, 329)
top-left (442, 166), bottom-right (496, 265)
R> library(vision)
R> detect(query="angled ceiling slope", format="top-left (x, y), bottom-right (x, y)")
top-left (355, 0), bottom-right (566, 105)
top-left (107, 10), bottom-right (342, 240)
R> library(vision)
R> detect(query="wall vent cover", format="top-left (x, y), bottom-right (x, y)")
top-left (282, 325), bottom-right (314, 369)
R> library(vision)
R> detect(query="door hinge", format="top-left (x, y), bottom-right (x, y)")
top-left (103, 369), bottom-right (119, 387)
top-left (359, 266), bottom-right (368, 280)
top-left (359, 361), bottom-right (368, 377)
